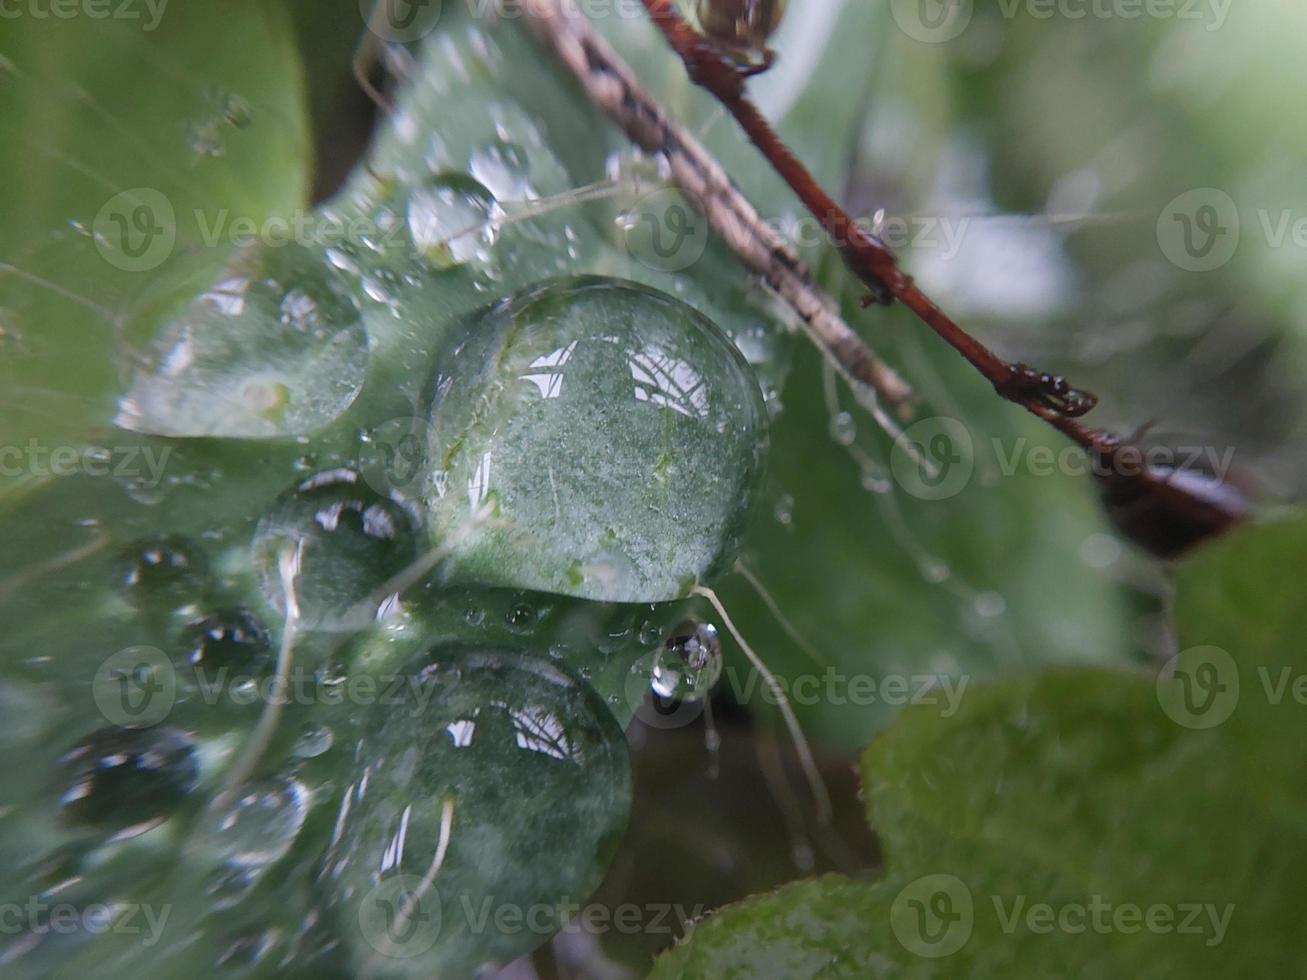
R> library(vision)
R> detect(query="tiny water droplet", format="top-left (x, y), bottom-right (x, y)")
top-left (650, 622), bottom-right (722, 702)
top-left (115, 534), bottom-right (208, 608)
top-left (773, 493), bottom-right (795, 527)
top-left (830, 411), bottom-right (856, 446)
top-left (468, 139), bottom-right (532, 201)
top-left (405, 173), bottom-right (503, 269)
top-left (179, 608), bottom-right (271, 680)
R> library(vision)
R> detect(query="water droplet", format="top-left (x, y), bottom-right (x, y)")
top-left (319, 648), bottom-right (629, 977)
top-left (504, 602), bottom-right (538, 633)
top-left (650, 622), bottom-right (722, 701)
top-left (424, 276), bottom-right (769, 602)
top-left (291, 724), bottom-right (334, 759)
top-left (468, 139), bottom-right (532, 201)
top-left (115, 534), bottom-right (208, 608)
top-left (403, 173), bottom-right (503, 269)
top-left (54, 726), bottom-right (198, 840)
top-left (201, 775), bottom-right (309, 869)
top-left (252, 468), bottom-right (421, 631)
top-left (179, 608), bottom-right (271, 680)
top-left (974, 591), bottom-right (1007, 617)
top-left (829, 411), bottom-right (856, 446)
top-left (115, 243), bottom-right (368, 439)
top-left (773, 493), bottom-right (795, 527)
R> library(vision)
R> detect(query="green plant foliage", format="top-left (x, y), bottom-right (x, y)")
top-left (652, 514), bottom-right (1307, 979)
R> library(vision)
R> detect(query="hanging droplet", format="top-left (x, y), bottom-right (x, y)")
top-left (179, 607), bottom-right (272, 680)
top-left (115, 534), bottom-right (208, 609)
top-left (252, 468), bottom-right (421, 631)
top-left (829, 411), bottom-right (857, 446)
top-left (319, 647), bottom-right (629, 977)
top-left (115, 242), bottom-right (368, 438)
top-left (650, 621), bottom-right (723, 701)
top-left (422, 276), bottom-right (769, 602)
top-left (53, 726), bottom-right (198, 841)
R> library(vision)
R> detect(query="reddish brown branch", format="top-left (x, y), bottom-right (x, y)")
top-left (639, 0), bottom-right (1105, 445)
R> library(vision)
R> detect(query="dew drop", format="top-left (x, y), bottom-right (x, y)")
top-left (201, 775), bottom-right (309, 869)
top-left (319, 648), bottom-right (629, 977)
top-left (252, 468), bottom-right (421, 631)
top-left (178, 608), bottom-right (272, 680)
top-left (423, 276), bottom-right (768, 602)
top-left (650, 622), bottom-right (722, 701)
top-left (404, 173), bottom-right (503, 270)
top-left (115, 534), bottom-right (208, 609)
top-left (829, 411), bottom-right (857, 446)
top-left (54, 726), bottom-right (198, 841)
top-left (115, 243), bottom-right (368, 439)
top-left (468, 139), bottom-right (532, 201)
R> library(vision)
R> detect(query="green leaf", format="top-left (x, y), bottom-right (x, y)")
top-left (0, 1), bottom-right (309, 467)
top-left (652, 513), bottom-right (1307, 978)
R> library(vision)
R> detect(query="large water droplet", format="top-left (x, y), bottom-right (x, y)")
top-left (423, 276), bottom-right (768, 602)
top-left (53, 726), bottom-right (198, 841)
top-left (319, 648), bottom-right (629, 977)
top-left (252, 468), bottom-right (421, 631)
top-left (402, 173), bottom-right (502, 270)
top-left (650, 621), bottom-right (722, 701)
top-left (115, 242), bottom-right (368, 438)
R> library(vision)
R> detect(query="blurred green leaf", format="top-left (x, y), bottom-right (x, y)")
top-left (653, 513), bottom-right (1307, 978)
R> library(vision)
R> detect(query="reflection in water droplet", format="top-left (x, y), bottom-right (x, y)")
top-left (115, 243), bottom-right (368, 439)
top-left (404, 173), bottom-right (503, 270)
top-left (203, 775), bottom-right (309, 869)
top-left (468, 139), bottom-right (532, 201)
top-left (252, 468), bottom-right (420, 631)
top-left (650, 621), bottom-right (722, 701)
top-left (423, 276), bottom-right (768, 602)
top-left (54, 726), bottom-right (198, 841)
top-left (319, 648), bottom-right (629, 977)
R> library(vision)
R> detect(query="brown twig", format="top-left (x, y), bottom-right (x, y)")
top-left (637, 0), bottom-right (1116, 453)
top-left (520, 0), bottom-right (914, 420)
